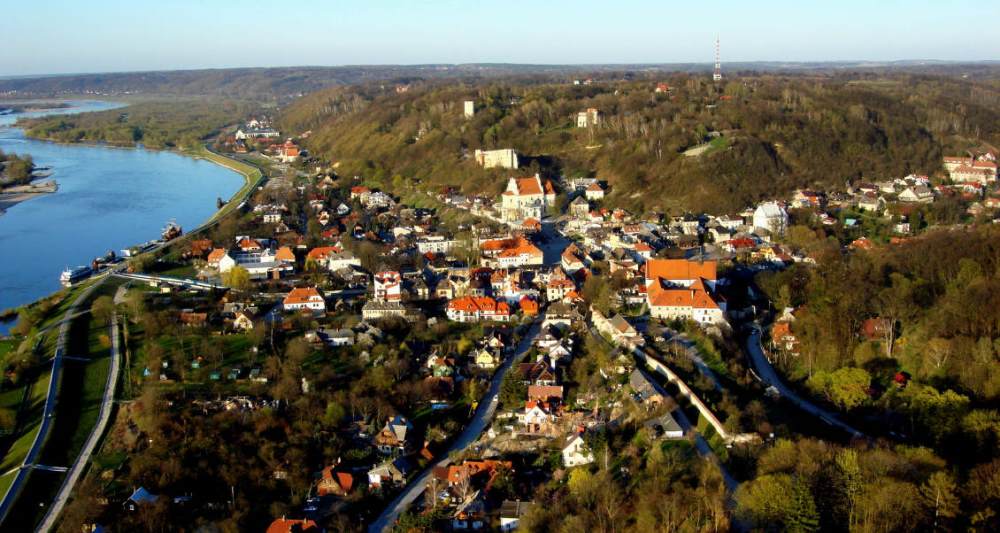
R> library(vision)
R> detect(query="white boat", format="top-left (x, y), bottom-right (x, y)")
top-left (60, 265), bottom-right (92, 285)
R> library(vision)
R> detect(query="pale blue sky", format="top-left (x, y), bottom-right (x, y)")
top-left (4, 0), bottom-right (998, 76)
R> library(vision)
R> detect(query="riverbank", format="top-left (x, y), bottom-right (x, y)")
top-left (0, 180), bottom-right (58, 213)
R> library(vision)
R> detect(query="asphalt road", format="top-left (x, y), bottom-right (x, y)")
top-left (744, 326), bottom-right (865, 439)
top-left (367, 320), bottom-right (542, 533)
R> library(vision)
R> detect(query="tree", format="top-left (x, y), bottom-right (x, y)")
top-left (921, 472), bottom-right (959, 530)
top-left (0, 408), bottom-right (15, 434)
top-left (90, 295), bottom-right (115, 326)
top-left (221, 266), bottom-right (251, 291)
top-left (787, 476), bottom-right (820, 532)
top-left (498, 372), bottom-right (526, 410)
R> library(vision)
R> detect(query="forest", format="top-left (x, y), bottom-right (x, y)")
top-left (18, 100), bottom-right (256, 150)
top-left (280, 72), bottom-right (1000, 214)
top-left (0, 149), bottom-right (35, 187)
top-left (755, 225), bottom-right (1000, 507)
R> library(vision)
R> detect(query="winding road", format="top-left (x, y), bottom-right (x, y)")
top-left (368, 321), bottom-right (541, 533)
top-left (744, 325), bottom-right (865, 439)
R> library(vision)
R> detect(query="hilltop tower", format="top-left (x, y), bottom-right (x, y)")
top-left (713, 37), bottom-right (722, 82)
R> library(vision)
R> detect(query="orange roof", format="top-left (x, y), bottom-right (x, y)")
top-left (275, 246), bottom-right (295, 262)
top-left (645, 258), bottom-right (717, 283)
top-left (306, 246), bottom-right (339, 261)
top-left (207, 248), bottom-right (228, 263)
top-left (448, 296), bottom-right (510, 315)
top-left (499, 238), bottom-right (542, 258)
top-left (284, 287), bottom-right (323, 305)
top-left (267, 518), bottom-right (319, 533)
top-left (513, 176), bottom-right (543, 196)
top-left (586, 182), bottom-right (603, 191)
top-left (520, 297), bottom-right (539, 315)
top-left (648, 282), bottom-right (720, 310)
top-left (237, 237), bottom-right (262, 250)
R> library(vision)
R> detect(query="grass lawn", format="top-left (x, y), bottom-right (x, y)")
top-left (0, 367), bottom-right (51, 474)
top-left (0, 470), bottom-right (15, 497)
top-left (2, 469), bottom-right (66, 532)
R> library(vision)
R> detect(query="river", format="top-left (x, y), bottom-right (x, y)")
top-left (0, 100), bottom-right (243, 333)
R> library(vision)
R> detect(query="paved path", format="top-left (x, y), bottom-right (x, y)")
top-left (0, 279), bottom-right (103, 526)
top-left (37, 311), bottom-right (122, 532)
top-left (744, 326), bottom-right (864, 439)
top-left (368, 321), bottom-right (542, 533)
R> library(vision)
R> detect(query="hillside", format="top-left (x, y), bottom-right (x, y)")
top-left (281, 73), bottom-right (1000, 214)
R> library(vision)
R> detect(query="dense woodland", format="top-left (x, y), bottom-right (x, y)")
top-left (755, 225), bottom-right (1000, 523)
top-left (0, 149), bottom-right (35, 186)
top-left (281, 73), bottom-right (1000, 214)
top-left (19, 100), bottom-right (255, 150)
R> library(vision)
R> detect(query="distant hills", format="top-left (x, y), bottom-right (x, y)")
top-left (1, 62), bottom-right (998, 99)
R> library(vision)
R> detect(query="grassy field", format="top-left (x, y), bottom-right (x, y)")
top-left (2, 469), bottom-right (66, 532)
top-left (194, 147), bottom-right (264, 224)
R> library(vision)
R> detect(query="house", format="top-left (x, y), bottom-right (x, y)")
top-left (561, 432), bottom-right (594, 467)
top-left (375, 415), bottom-right (413, 454)
top-left (527, 384), bottom-right (564, 402)
top-left (519, 296), bottom-right (539, 317)
top-left (629, 368), bottom-right (664, 405)
top-left (276, 139), bottom-right (301, 163)
top-left (317, 466), bottom-right (353, 497)
top-left (474, 148), bottom-right (519, 169)
top-left (283, 287), bottom-right (326, 313)
top-left (326, 249), bottom-right (361, 271)
top-left (474, 348), bottom-right (500, 369)
top-left (500, 500), bottom-right (532, 531)
top-left (644, 258), bottom-right (724, 325)
top-left (447, 296), bottom-right (511, 322)
top-left (362, 300), bottom-right (409, 321)
top-left (644, 412), bottom-right (685, 439)
top-left (368, 457), bottom-right (412, 489)
top-left (569, 196), bottom-right (590, 218)
top-left (584, 182), bottom-right (605, 201)
top-left (752, 202), bottom-right (788, 236)
top-left (493, 238), bottom-right (544, 268)
top-left (374, 271), bottom-right (403, 301)
top-left (266, 518), bottom-right (319, 533)
top-left (123, 487), bottom-right (158, 512)
top-left (576, 108), bottom-right (601, 128)
top-left (654, 82), bottom-right (670, 93)
top-left (898, 186), bottom-right (934, 203)
top-left (520, 400), bottom-right (556, 433)
top-left (233, 311), bottom-right (255, 331)
top-left (499, 174), bottom-right (557, 223)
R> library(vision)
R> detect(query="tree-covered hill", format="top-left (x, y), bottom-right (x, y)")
top-left (282, 73), bottom-right (1000, 213)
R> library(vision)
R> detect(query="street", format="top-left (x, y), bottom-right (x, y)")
top-left (367, 320), bottom-right (542, 533)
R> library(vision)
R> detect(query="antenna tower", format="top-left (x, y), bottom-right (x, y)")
top-left (713, 37), bottom-right (722, 82)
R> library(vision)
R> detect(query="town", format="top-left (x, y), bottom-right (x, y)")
top-left (12, 90), bottom-right (993, 531)
top-left (1, 8), bottom-right (999, 528)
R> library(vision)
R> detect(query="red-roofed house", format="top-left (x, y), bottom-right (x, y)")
top-left (283, 287), bottom-right (325, 312)
top-left (266, 518), bottom-right (319, 533)
top-left (446, 296), bottom-right (510, 323)
top-left (317, 466), bottom-right (354, 497)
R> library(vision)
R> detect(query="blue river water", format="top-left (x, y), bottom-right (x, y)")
top-left (0, 101), bottom-right (243, 332)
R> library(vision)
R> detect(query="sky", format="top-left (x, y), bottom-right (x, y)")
top-left (4, 0), bottom-right (998, 76)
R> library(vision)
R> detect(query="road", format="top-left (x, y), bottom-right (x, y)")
top-left (36, 310), bottom-right (122, 532)
top-left (635, 363), bottom-right (739, 493)
top-left (744, 325), bottom-right (865, 439)
top-left (368, 320), bottom-right (542, 533)
top-left (0, 279), bottom-right (104, 526)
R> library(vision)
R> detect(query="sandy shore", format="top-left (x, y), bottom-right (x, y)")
top-left (0, 182), bottom-right (57, 213)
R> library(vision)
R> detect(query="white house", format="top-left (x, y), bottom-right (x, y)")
top-left (752, 202), bottom-right (788, 236)
top-left (561, 433), bottom-right (594, 467)
top-left (283, 287), bottom-right (325, 312)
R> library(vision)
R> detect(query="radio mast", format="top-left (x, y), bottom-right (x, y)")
top-left (713, 36), bottom-right (722, 82)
